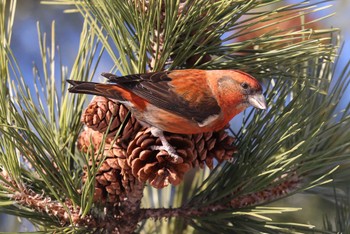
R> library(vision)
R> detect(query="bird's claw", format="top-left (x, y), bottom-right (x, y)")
top-left (150, 145), bottom-right (183, 164)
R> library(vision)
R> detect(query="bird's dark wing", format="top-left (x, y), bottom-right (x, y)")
top-left (102, 70), bottom-right (221, 124)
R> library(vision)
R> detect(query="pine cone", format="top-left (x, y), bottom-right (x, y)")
top-left (191, 129), bottom-right (237, 169)
top-left (77, 127), bottom-right (104, 153)
top-left (126, 128), bottom-right (237, 188)
top-left (127, 129), bottom-right (195, 189)
top-left (81, 96), bottom-right (142, 140)
top-left (79, 117), bottom-right (142, 202)
top-left (82, 143), bottom-right (141, 203)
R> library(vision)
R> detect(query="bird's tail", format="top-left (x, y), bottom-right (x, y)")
top-left (67, 80), bottom-right (123, 100)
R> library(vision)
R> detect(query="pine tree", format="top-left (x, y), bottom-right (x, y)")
top-left (0, 0), bottom-right (349, 233)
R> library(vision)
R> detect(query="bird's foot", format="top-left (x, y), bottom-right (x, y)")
top-left (149, 127), bottom-right (184, 164)
top-left (150, 145), bottom-right (183, 164)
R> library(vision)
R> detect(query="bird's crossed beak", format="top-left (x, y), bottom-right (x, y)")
top-left (248, 93), bottom-right (267, 110)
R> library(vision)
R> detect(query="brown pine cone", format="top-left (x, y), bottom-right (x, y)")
top-left (81, 96), bottom-right (142, 140)
top-left (78, 97), bottom-right (146, 203)
top-left (77, 127), bottom-right (104, 153)
top-left (77, 126), bottom-right (131, 154)
top-left (82, 143), bottom-right (141, 203)
top-left (191, 129), bottom-right (237, 169)
top-left (80, 124), bottom-right (237, 192)
top-left (127, 129), bottom-right (195, 189)
top-left (126, 128), bottom-right (237, 188)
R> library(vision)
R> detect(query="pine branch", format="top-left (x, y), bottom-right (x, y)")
top-left (140, 173), bottom-right (301, 219)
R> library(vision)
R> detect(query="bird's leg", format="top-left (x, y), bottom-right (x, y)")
top-left (150, 127), bottom-right (182, 163)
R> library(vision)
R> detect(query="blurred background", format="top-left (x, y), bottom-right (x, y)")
top-left (1, 0), bottom-right (349, 232)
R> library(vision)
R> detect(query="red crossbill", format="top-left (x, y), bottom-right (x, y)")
top-left (68, 69), bottom-right (266, 162)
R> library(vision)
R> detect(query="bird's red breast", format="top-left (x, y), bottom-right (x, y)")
top-left (68, 69), bottom-right (266, 134)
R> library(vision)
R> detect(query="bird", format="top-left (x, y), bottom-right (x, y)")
top-left (68, 69), bottom-right (266, 163)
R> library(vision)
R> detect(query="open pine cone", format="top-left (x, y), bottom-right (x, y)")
top-left (127, 129), bottom-right (196, 189)
top-left (81, 96), bottom-right (142, 141)
top-left (82, 140), bottom-right (150, 203)
top-left (79, 97), bottom-right (238, 201)
top-left (190, 130), bottom-right (237, 169)
top-left (126, 127), bottom-right (237, 188)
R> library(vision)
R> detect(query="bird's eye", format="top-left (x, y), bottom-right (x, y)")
top-left (241, 82), bottom-right (249, 89)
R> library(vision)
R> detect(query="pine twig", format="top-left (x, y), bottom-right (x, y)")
top-left (139, 173), bottom-right (301, 220)
top-left (2, 171), bottom-right (145, 232)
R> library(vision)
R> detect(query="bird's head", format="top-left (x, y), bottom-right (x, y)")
top-left (211, 70), bottom-right (266, 117)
